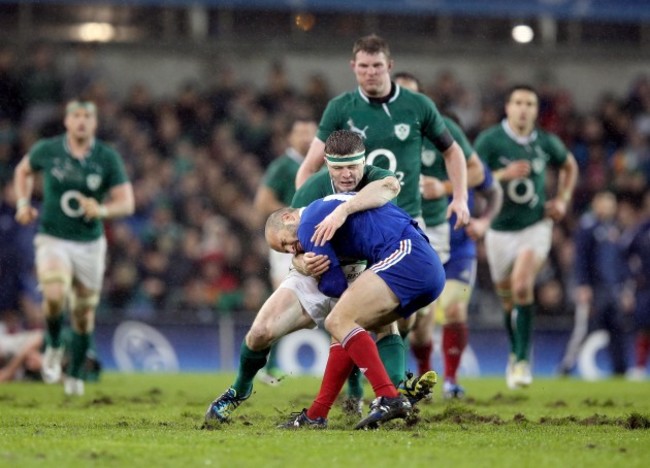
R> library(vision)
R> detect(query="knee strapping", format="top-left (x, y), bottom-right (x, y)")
top-left (73, 293), bottom-right (100, 311)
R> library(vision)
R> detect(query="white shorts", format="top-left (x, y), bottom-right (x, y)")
top-left (278, 269), bottom-right (336, 329)
top-left (425, 222), bottom-right (450, 265)
top-left (35, 234), bottom-right (107, 291)
top-left (277, 260), bottom-right (367, 328)
top-left (269, 249), bottom-right (293, 287)
top-left (484, 219), bottom-right (553, 284)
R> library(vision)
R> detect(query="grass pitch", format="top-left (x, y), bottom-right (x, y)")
top-left (1, 373), bottom-right (649, 467)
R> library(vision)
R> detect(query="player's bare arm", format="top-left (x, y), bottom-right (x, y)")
top-left (466, 182), bottom-right (503, 241)
top-left (311, 176), bottom-right (400, 246)
top-left (545, 152), bottom-right (578, 222)
top-left (466, 153), bottom-right (486, 188)
top-left (13, 156), bottom-right (39, 225)
top-left (295, 138), bottom-right (326, 189)
top-left (254, 186), bottom-right (284, 217)
top-left (80, 182), bottom-right (135, 220)
top-left (419, 175), bottom-right (446, 200)
top-left (494, 160), bottom-right (531, 181)
top-left (442, 141), bottom-right (470, 229)
top-left (421, 152), bottom-right (485, 201)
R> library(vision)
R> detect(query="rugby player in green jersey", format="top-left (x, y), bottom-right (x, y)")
top-left (474, 85), bottom-right (578, 389)
top-left (295, 34), bottom-right (469, 227)
top-left (13, 100), bottom-right (134, 395)
top-left (253, 117), bottom-right (317, 385)
top-left (295, 34), bottom-right (470, 408)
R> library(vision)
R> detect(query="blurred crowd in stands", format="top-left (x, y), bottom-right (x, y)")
top-left (1, 42), bottom-right (649, 330)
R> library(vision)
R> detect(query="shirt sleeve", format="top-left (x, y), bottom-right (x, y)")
top-left (28, 140), bottom-right (49, 171)
top-left (297, 222), bottom-right (348, 298)
top-left (546, 133), bottom-right (569, 167)
top-left (420, 95), bottom-right (454, 152)
top-left (105, 147), bottom-right (129, 188)
top-left (316, 98), bottom-right (342, 143)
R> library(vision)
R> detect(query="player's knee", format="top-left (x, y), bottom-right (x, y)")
top-left (41, 287), bottom-right (67, 315)
top-left (323, 314), bottom-right (343, 337)
top-left (511, 281), bottom-right (533, 303)
top-left (71, 293), bottom-right (98, 333)
top-left (246, 323), bottom-right (275, 351)
top-left (39, 271), bottom-right (71, 314)
top-left (444, 302), bottom-right (465, 323)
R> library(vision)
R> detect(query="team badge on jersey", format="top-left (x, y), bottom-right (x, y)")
top-left (394, 124), bottom-right (411, 141)
top-left (87, 174), bottom-right (102, 191)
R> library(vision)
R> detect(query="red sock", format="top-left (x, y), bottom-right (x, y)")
top-left (636, 331), bottom-right (650, 368)
top-left (307, 344), bottom-right (355, 420)
top-left (342, 328), bottom-right (398, 398)
top-left (411, 341), bottom-right (433, 376)
top-left (443, 323), bottom-right (468, 383)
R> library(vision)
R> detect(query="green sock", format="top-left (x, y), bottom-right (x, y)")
top-left (346, 367), bottom-right (364, 399)
top-left (264, 343), bottom-right (279, 371)
top-left (377, 334), bottom-right (406, 387)
top-left (232, 341), bottom-right (270, 397)
top-left (504, 310), bottom-right (516, 355)
top-left (514, 304), bottom-right (534, 362)
top-left (69, 331), bottom-right (91, 379)
top-left (46, 314), bottom-right (64, 348)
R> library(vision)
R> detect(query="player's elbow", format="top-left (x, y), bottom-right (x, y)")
top-left (384, 176), bottom-right (401, 199)
top-left (318, 275), bottom-right (347, 298)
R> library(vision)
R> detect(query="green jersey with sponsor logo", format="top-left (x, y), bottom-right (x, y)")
top-left (29, 135), bottom-right (129, 241)
top-left (421, 116), bottom-right (473, 227)
top-left (317, 85), bottom-right (448, 218)
top-left (474, 120), bottom-right (568, 231)
top-left (262, 148), bottom-right (303, 206)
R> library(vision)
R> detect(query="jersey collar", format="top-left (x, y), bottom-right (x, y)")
top-left (501, 119), bottom-right (538, 145)
top-left (64, 135), bottom-right (96, 161)
top-left (356, 82), bottom-right (400, 104)
top-left (286, 147), bottom-right (305, 164)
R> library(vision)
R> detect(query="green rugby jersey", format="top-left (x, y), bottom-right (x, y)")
top-left (29, 135), bottom-right (129, 241)
top-left (421, 116), bottom-right (473, 227)
top-left (317, 85), bottom-right (448, 218)
top-left (291, 165), bottom-right (395, 208)
top-left (262, 148), bottom-right (303, 206)
top-left (474, 120), bottom-right (568, 231)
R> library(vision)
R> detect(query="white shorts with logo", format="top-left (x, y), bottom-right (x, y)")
top-left (35, 234), bottom-right (107, 291)
top-left (484, 219), bottom-right (553, 284)
top-left (424, 222), bottom-right (451, 265)
top-left (277, 261), bottom-right (366, 328)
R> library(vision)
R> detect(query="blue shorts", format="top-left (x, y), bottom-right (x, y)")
top-left (444, 256), bottom-right (477, 287)
top-left (370, 228), bottom-right (445, 318)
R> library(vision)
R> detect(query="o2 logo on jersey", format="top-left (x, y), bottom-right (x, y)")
top-left (507, 179), bottom-right (539, 208)
top-left (60, 190), bottom-right (86, 218)
top-left (366, 148), bottom-right (405, 185)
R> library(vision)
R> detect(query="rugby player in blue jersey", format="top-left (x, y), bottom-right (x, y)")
top-left (266, 194), bottom-right (446, 429)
